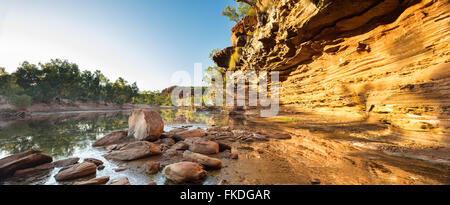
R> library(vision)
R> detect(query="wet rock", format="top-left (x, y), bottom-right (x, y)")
top-left (183, 151), bottom-right (222, 169)
top-left (114, 167), bottom-right (127, 172)
top-left (0, 150), bottom-right (53, 179)
top-left (310, 178), bottom-right (321, 185)
top-left (92, 131), bottom-right (128, 147)
top-left (163, 162), bottom-right (207, 184)
top-left (104, 141), bottom-right (162, 161)
top-left (53, 158), bottom-right (79, 168)
top-left (172, 141), bottom-right (189, 151)
top-left (106, 144), bottom-right (118, 152)
top-left (159, 144), bottom-right (170, 152)
top-left (217, 141), bottom-right (232, 152)
top-left (147, 181), bottom-right (157, 185)
top-left (164, 148), bottom-right (180, 157)
top-left (128, 110), bottom-right (164, 141)
top-left (97, 165), bottom-right (105, 171)
top-left (74, 176), bottom-right (110, 185)
top-left (185, 138), bottom-right (220, 155)
top-left (110, 177), bottom-right (130, 185)
top-left (12, 163), bottom-right (54, 178)
top-left (161, 138), bottom-right (175, 146)
top-left (54, 162), bottom-right (97, 181)
top-left (161, 128), bottom-right (188, 138)
top-left (143, 161), bottom-right (161, 175)
top-left (84, 158), bottom-right (103, 166)
top-left (230, 153), bottom-right (239, 160)
top-left (172, 129), bottom-right (206, 141)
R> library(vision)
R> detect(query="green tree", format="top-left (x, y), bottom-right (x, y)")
top-left (8, 59), bottom-right (141, 105)
top-left (10, 94), bottom-right (32, 110)
top-left (221, 2), bottom-right (253, 23)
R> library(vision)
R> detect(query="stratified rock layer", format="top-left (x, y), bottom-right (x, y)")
top-left (217, 0), bottom-right (450, 144)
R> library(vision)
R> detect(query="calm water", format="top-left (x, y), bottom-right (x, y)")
top-left (2, 109), bottom-right (448, 185)
top-left (0, 109), bottom-right (215, 185)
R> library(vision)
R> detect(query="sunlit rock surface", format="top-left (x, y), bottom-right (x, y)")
top-left (216, 0), bottom-right (449, 141)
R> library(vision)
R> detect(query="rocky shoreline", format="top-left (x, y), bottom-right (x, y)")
top-left (0, 109), bottom-right (290, 185)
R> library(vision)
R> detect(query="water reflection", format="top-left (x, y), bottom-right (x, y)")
top-left (0, 109), bottom-right (213, 159)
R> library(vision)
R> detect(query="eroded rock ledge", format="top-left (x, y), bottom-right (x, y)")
top-left (215, 0), bottom-right (450, 138)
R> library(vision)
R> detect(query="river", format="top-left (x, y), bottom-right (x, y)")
top-left (0, 109), bottom-right (448, 185)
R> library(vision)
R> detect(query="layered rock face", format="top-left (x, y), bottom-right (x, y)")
top-left (216, 0), bottom-right (450, 138)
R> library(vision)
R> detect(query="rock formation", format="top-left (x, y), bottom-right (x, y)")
top-left (128, 110), bottom-right (164, 141)
top-left (214, 0), bottom-right (450, 139)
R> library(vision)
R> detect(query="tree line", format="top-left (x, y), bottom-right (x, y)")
top-left (0, 59), bottom-right (171, 109)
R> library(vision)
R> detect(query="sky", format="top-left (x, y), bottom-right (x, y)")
top-left (0, 0), bottom-right (236, 91)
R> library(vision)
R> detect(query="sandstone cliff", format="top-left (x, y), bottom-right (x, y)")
top-left (215, 0), bottom-right (449, 137)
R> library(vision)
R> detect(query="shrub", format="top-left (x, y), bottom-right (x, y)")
top-left (10, 94), bottom-right (32, 110)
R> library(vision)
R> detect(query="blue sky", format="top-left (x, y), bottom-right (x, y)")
top-left (0, 0), bottom-right (236, 91)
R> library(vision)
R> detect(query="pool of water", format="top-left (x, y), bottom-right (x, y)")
top-left (0, 109), bottom-right (216, 185)
top-left (1, 109), bottom-right (448, 185)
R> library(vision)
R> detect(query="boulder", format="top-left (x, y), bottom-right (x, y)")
top-left (185, 138), bottom-right (219, 155)
top-left (84, 158), bottom-right (103, 166)
top-left (161, 128), bottom-right (188, 138)
top-left (110, 177), bottom-right (131, 185)
top-left (0, 150), bottom-right (53, 179)
top-left (163, 162), bottom-right (207, 184)
top-left (183, 151), bottom-right (222, 169)
top-left (54, 162), bottom-right (97, 181)
top-left (53, 158), bottom-right (79, 168)
top-left (13, 163), bottom-right (54, 178)
top-left (104, 141), bottom-right (162, 161)
top-left (147, 181), bottom-right (157, 185)
top-left (93, 131), bottom-right (128, 147)
top-left (143, 161), bottom-right (161, 175)
top-left (97, 165), bottom-right (105, 171)
top-left (160, 138), bottom-right (175, 146)
top-left (74, 176), bottom-right (110, 185)
top-left (171, 141), bottom-right (189, 150)
top-left (128, 110), bottom-right (164, 141)
top-left (217, 141), bottom-right (232, 152)
top-left (114, 167), bottom-right (127, 172)
top-left (172, 129), bottom-right (206, 141)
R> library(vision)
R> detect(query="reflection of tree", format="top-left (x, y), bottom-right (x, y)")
top-left (0, 110), bottom-right (224, 158)
top-left (157, 109), bottom-right (210, 124)
top-left (0, 113), bottom-right (129, 158)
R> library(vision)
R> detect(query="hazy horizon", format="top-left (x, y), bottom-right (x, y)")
top-left (0, 0), bottom-right (236, 91)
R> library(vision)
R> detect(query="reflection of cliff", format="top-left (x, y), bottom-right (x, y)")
top-left (215, 0), bottom-right (450, 139)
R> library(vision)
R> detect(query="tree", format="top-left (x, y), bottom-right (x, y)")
top-left (232, 0), bottom-right (272, 26)
top-left (221, 2), bottom-right (253, 23)
top-left (8, 59), bottom-right (142, 105)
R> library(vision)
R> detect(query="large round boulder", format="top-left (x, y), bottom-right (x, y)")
top-left (163, 162), bottom-right (207, 184)
top-left (128, 110), bottom-right (164, 141)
